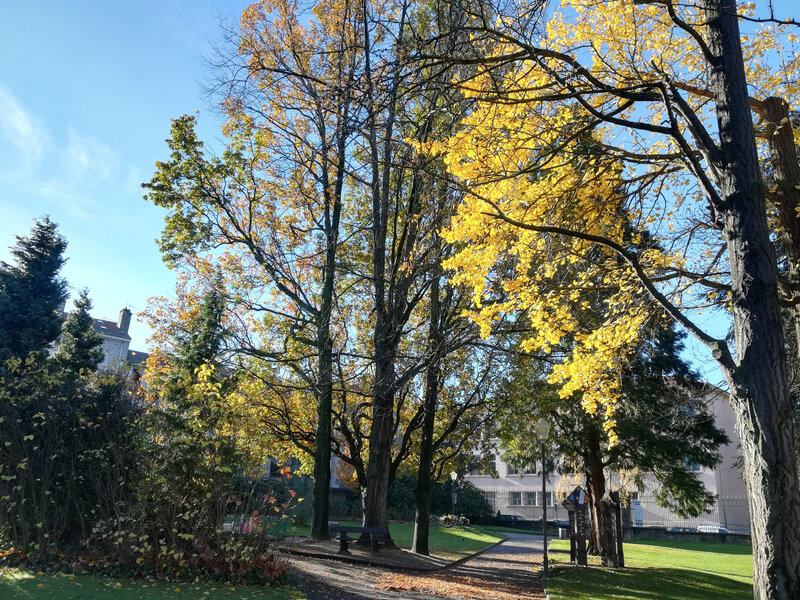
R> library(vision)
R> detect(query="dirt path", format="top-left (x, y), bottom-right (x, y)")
top-left (284, 532), bottom-right (547, 600)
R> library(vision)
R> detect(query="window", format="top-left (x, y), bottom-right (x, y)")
top-left (506, 464), bottom-right (519, 476)
top-left (509, 492), bottom-right (522, 506)
top-left (524, 492), bottom-right (536, 505)
top-left (534, 492), bottom-right (553, 506)
top-left (523, 465), bottom-right (537, 475)
top-left (482, 491), bottom-right (496, 507)
top-left (471, 456), bottom-right (497, 476)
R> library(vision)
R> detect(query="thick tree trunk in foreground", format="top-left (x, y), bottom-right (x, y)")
top-left (362, 319), bottom-right (396, 540)
top-left (704, 2), bottom-right (800, 597)
top-left (586, 432), bottom-right (613, 563)
top-left (310, 325), bottom-right (333, 540)
top-left (412, 277), bottom-right (441, 555)
top-left (763, 96), bottom-right (800, 355)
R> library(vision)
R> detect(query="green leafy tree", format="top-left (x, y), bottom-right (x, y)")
top-left (0, 217), bottom-right (67, 365)
top-left (430, 479), bottom-right (491, 521)
top-left (140, 284), bottom-right (246, 554)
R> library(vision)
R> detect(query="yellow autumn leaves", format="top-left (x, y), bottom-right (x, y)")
top-left (432, 0), bottom-right (799, 445)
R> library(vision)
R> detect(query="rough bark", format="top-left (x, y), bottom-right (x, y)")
top-left (586, 431), bottom-right (613, 564)
top-left (703, 2), bottom-right (800, 597)
top-left (310, 322), bottom-right (333, 539)
top-left (362, 338), bottom-right (396, 537)
top-left (412, 276), bottom-right (441, 555)
top-left (764, 96), bottom-right (800, 355)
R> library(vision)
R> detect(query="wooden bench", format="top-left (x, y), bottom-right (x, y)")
top-left (329, 524), bottom-right (389, 554)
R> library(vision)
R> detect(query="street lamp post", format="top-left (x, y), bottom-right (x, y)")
top-left (450, 471), bottom-right (458, 516)
top-left (534, 417), bottom-right (552, 578)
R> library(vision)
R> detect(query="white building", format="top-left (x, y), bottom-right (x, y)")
top-left (464, 384), bottom-right (750, 532)
top-left (629, 385), bottom-right (749, 532)
top-left (59, 306), bottom-right (148, 370)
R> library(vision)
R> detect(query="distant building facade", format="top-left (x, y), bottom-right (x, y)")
top-left (58, 305), bottom-right (148, 370)
top-left (464, 384), bottom-right (750, 532)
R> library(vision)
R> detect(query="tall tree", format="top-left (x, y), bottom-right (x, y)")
top-left (145, 0), bottom-right (364, 539)
top-left (54, 289), bottom-right (104, 376)
top-left (357, 0), bottom-right (486, 535)
top-left (0, 217), bottom-right (68, 365)
top-left (428, 1), bottom-right (800, 595)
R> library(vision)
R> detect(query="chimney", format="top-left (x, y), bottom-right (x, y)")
top-left (118, 308), bottom-right (132, 333)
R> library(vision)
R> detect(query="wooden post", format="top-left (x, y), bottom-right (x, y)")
top-left (575, 505), bottom-right (588, 566)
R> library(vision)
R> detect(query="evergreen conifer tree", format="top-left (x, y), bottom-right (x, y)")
top-left (0, 217), bottom-right (68, 365)
top-left (54, 289), bottom-right (104, 375)
top-left (500, 322), bottom-right (728, 561)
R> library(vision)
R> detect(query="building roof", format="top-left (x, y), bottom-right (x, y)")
top-left (60, 312), bottom-right (132, 341)
top-left (92, 318), bottom-right (131, 341)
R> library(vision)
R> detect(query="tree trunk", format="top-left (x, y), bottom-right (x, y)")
top-left (412, 277), bottom-right (441, 555)
top-left (362, 320), bottom-right (396, 539)
top-left (703, 2), bottom-right (800, 597)
top-left (309, 154), bottom-right (343, 539)
top-left (764, 96), bottom-right (800, 355)
top-left (310, 325), bottom-right (333, 540)
top-left (586, 431), bottom-right (612, 563)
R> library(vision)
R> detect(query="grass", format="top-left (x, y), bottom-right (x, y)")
top-left (0, 523), bottom-right (501, 598)
top-left (290, 520), bottom-right (504, 559)
top-left (0, 569), bottom-right (305, 600)
top-left (328, 521), bottom-right (503, 558)
top-left (546, 539), bottom-right (753, 600)
top-left (387, 523), bottom-right (504, 558)
top-left (0, 521), bottom-right (500, 599)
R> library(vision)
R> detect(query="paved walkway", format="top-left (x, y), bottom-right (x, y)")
top-left (283, 532), bottom-right (547, 600)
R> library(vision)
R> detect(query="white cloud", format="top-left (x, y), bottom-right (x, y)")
top-left (0, 87), bottom-right (49, 171)
top-left (63, 127), bottom-right (118, 181)
top-left (0, 87), bottom-right (122, 220)
top-left (35, 130), bottom-right (119, 219)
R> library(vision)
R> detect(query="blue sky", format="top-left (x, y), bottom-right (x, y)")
top-left (0, 1), bottom-right (792, 386)
top-left (0, 1), bottom-right (250, 350)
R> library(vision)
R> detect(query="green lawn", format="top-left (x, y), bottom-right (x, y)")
top-left (389, 523), bottom-right (504, 558)
top-left (291, 521), bottom-right (503, 558)
top-left (546, 539), bottom-right (753, 600)
top-left (320, 521), bottom-right (503, 559)
top-left (0, 569), bottom-right (305, 600)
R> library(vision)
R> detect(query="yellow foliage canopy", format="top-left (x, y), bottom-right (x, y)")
top-left (433, 0), bottom-right (799, 444)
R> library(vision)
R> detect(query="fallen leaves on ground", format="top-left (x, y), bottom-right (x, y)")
top-left (375, 572), bottom-right (543, 599)
top-left (374, 552), bottom-right (545, 600)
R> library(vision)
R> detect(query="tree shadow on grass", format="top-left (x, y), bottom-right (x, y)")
top-left (547, 566), bottom-right (753, 600)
